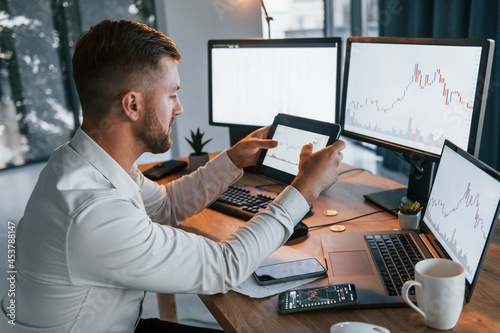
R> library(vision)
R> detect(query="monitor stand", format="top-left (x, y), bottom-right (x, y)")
top-left (364, 159), bottom-right (436, 216)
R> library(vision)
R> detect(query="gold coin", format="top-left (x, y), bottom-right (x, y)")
top-left (330, 225), bottom-right (346, 232)
top-left (323, 209), bottom-right (338, 216)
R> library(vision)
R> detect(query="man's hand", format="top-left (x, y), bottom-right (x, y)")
top-left (226, 125), bottom-right (278, 169)
top-left (291, 140), bottom-right (347, 205)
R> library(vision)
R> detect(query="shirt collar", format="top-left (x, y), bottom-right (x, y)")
top-left (70, 127), bottom-right (141, 199)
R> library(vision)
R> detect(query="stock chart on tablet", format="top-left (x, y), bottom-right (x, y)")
top-left (262, 125), bottom-right (329, 176)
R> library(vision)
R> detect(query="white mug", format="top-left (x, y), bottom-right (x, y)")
top-left (401, 258), bottom-right (465, 330)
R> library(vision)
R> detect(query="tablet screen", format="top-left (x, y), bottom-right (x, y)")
top-left (256, 114), bottom-right (342, 185)
top-left (262, 124), bottom-right (330, 176)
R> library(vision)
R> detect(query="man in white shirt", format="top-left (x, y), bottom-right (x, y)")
top-left (0, 20), bottom-right (346, 332)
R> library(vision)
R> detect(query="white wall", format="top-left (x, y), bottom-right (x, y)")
top-left (157, 0), bottom-right (263, 158)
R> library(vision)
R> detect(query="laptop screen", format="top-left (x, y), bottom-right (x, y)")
top-left (422, 142), bottom-right (500, 284)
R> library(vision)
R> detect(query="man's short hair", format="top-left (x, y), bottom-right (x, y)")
top-left (72, 19), bottom-right (181, 118)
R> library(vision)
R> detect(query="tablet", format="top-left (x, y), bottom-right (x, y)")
top-left (255, 114), bottom-right (342, 184)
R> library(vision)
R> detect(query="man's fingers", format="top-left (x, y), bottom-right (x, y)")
top-left (327, 140), bottom-right (345, 164)
top-left (323, 139), bottom-right (346, 152)
top-left (317, 140), bottom-right (346, 157)
top-left (258, 139), bottom-right (278, 149)
top-left (266, 140), bottom-right (278, 148)
top-left (247, 138), bottom-right (277, 150)
top-left (301, 143), bottom-right (314, 155)
top-left (332, 139), bottom-right (346, 151)
top-left (250, 125), bottom-right (272, 139)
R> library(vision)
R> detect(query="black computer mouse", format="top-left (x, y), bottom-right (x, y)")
top-left (289, 221), bottom-right (309, 240)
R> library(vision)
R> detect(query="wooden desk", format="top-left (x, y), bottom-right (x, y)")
top-left (140, 160), bottom-right (500, 332)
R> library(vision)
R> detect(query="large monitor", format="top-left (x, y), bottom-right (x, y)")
top-left (340, 37), bottom-right (494, 211)
top-left (208, 38), bottom-right (342, 145)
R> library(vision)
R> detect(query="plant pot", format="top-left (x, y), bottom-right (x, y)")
top-left (188, 153), bottom-right (209, 172)
top-left (398, 211), bottom-right (421, 230)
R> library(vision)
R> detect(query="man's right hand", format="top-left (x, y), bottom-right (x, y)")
top-left (290, 140), bottom-right (346, 205)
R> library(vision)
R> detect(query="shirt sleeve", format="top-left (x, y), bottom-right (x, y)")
top-left (67, 185), bottom-right (309, 294)
top-left (138, 151), bottom-right (243, 226)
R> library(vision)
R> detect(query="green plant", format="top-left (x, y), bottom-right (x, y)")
top-left (398, 199), bottom-right (423, 215)
top-left (185, 128), bottom-right (213, 155)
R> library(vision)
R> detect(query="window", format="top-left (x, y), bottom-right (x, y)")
top-left (261, 0), bottom-right (379, 40)
top-left (261, 0), bottom-right (325, 38)
top-left (0, 0), bottom-right (156, 170)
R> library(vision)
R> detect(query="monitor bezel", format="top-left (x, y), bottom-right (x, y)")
top-left (208, 37), bottom-right (343, 128)
top-left (339, 36), bottom-right (494, 162)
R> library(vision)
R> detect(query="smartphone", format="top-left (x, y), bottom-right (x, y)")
top-left (277, 283), bottom-right (359, 313)
top-left (143, 160), bottom-right (187, 180)
top-left (253, 258), bottom-right (327, 286)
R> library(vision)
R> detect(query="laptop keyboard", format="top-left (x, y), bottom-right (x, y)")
top-left (365, 234), bottom-right (425, 296)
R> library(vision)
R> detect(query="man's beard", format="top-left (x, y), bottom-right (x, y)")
top-left (134, 108), bottom-right (172, 154)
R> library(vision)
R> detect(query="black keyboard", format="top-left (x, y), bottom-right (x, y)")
top-left (209, 184), bottom-right (309, 240)
top-left (209, 184), bottom-right (275, 220)
top-left (365, 234), bottom-right (425, 296)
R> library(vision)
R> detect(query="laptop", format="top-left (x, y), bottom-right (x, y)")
top-left (321, 140), bottom-right (500, 307)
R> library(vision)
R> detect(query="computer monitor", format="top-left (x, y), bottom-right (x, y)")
top-left (208, 38), bottom-right (342, 145)
top-left (340, 37), bottom-right (494, 211)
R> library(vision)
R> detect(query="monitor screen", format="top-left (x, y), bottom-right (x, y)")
top-left (208, 38), bottom-right (342, 128)
top-left (422, 141), bottom-right (500, 286)
top-left (340, 37), bottom-right (494, 211)
top-left (341, 37), bottom-right (494, 160)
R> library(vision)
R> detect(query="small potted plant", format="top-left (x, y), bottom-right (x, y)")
top-left (398, 199), bottom-right (423, 230)
top-left (185, 128), bottom-right (213, 171)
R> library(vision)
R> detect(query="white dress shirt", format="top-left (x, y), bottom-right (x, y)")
top-left (0, 127), bottom-right (309, 332)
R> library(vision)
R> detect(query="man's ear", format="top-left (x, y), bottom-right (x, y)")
top-left (121, 90), bottom-right (144, 122)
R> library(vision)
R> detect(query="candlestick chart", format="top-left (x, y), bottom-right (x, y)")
top-left (425, 182), bottom-right (487, 276)
top-left (344, 44), bottom-right (481, 155)
top-left (423, 148), bottom-right (500, 282)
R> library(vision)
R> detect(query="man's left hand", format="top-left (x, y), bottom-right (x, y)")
top-left (226, 125), bottom-right (278, 169)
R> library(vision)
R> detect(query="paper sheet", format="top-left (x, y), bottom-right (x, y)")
top-left (233, 246), bottom-right (324, 298)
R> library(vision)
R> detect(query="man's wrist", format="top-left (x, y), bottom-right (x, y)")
top-left (226, 147), bottom-right (243, 169)
top-left (290, 178), bottom-right (319, 206)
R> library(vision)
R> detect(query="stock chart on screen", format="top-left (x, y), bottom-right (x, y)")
top-left (344, 42), bottom-right (483, 155)
top-left (423, 146), bottom-right (500, 282)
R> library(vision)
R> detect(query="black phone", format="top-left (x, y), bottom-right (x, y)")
top-left (143, 160), bottom-right (187, 180)
top-left (253, 258), bottom-right (327, 286)
top-left (277, 283), bottom-right (358, 313)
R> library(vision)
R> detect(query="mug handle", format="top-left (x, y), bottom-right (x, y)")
top-left (402, 280), bottom-right (428, 321)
